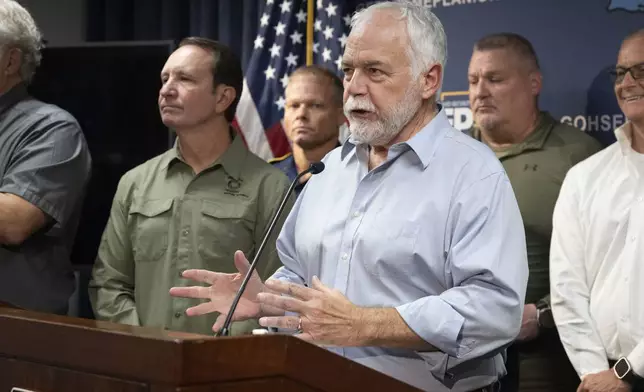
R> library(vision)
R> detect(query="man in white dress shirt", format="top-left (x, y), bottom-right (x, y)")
top-left (550, 29), bottom-right (644, 392)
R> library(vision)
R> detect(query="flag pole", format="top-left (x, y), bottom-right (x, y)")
top-left (306, 0), bottom-right (314, 65)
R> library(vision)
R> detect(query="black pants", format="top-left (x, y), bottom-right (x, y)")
top-left (500, 330), bottom-right (580, 392)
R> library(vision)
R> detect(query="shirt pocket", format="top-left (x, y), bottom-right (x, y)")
top-left (359, 216), bottom-right (421, 278)
top-left (129, 199), bottom-right (174, 262)
top-left (198, 200), bottom-right (254, 270)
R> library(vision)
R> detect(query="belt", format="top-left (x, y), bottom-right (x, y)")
top-left (470, 381), bottom-right (501, 392)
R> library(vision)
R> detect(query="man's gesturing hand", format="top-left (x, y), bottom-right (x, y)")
top-left (169, 250), bottom-right (265, 332)
top-left (257, 276), bottom-right (366, 346)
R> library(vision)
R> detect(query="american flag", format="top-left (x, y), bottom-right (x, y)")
top-left (235, 0), bottom-right (357, 160)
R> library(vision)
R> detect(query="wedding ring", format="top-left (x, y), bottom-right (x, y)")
top-left (296, 316), bottom-right (303, 333)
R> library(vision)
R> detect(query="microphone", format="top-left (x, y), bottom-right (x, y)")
top-left (217, 161), bottom-right (325, 336)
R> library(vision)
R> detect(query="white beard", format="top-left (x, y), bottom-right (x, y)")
top-left (344, 83), bottom-right (422, 146)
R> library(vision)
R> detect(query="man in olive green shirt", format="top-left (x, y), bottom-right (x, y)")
top-left (89, 37), bottom-right (291, 336)
top-left (467, 33), bottom-right (603, 391)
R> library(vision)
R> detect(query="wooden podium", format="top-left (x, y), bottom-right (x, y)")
top-left (0, 308), bottom-right (422, 391)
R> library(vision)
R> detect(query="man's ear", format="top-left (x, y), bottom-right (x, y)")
top-left (215, 84), bottom-right (237, 115)
top-left (2, 48), bottom-right (22, 77)
top-left (529, 70), bottom-right (542, 97)
top-left (419, 63), bottom-right (443, 100)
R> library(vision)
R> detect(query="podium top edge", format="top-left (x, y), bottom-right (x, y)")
top-left (0, 308), bottom-right (214, 342)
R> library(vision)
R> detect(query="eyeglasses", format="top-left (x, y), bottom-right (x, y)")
top-left (610, 62), bottom-right (644, 84)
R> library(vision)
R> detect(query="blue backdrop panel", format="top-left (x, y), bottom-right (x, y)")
top-left (417, 0), bottom-right (643, 146)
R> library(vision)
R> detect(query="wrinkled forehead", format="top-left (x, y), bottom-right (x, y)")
top-left (343, 12), bottom-right (410, 68)
top-left (285, 75), bottom-right (332, 100)
top-left (162, 45), bottom-right (212, 75)
top-left (468, 48), bottom-right (529, 75)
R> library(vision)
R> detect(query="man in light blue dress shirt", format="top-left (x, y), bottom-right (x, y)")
top-left (170, 2), bottom-right (529, 391)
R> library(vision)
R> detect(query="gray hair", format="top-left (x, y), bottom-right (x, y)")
top-left (0, 0), bottom-right (43, 83)
top-left (350, 1), bottom-right (448, 80)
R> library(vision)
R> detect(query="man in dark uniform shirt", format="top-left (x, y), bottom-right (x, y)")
top-left (270, 65), bottom-right (345, 194)
top-left (0, 0), bottom-right (92, 314)
top-left (466, 33), bottom-right (602, 392)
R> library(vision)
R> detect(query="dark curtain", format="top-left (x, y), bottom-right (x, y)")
top-left (85, 0), bottom-right (262, 70)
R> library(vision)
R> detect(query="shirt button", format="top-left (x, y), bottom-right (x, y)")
top-left (352, 211), bottom-right (361, 218)
top-left (174, 312), bottom-right (182, 318)
top-left (638, 196), bottom-right (643, 202)
top-left (341, 253), bottom-right (349, 261)
top-left (631, 236), bottom-right (637, 242)
top-left (183, 229), bottom-right (190, 236)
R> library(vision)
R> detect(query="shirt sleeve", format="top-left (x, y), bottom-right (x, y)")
top-left (272, 180), bottom-right (308, 286)
top-left (396, 171), bottom-right (529, 359)
top-left (268, 176), bottom-right (307, 331)
top-left (628, 341), bottom-right (644, 377)
top-left (550, 168), bottom-right (608, 377)
top-left (88, 173), bottom-right (140, 326)
top-left (0, 110), bottom-right (91, 229)
top-left (536, 136), bottom-right (602, 309)
top-left (254, 170), bottom-right (294, 281)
